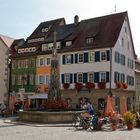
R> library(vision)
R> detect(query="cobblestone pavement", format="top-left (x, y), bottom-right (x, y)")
top-left (0, 117), bottom-right (140, 140)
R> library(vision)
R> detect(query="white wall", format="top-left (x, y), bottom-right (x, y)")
top-left (112, 19), bottom-right (135, 91)
top-left (0, 40), bottom-right (9, 104)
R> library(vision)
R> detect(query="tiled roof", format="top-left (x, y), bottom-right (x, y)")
top-left (11, 11), bottom-right (132, 57)
top-left (60, 12), bottom-right (127, 53)
top-left (10, 39), bottom-right (25, 53)
top-left (27, 18), bottom-right (65, 40)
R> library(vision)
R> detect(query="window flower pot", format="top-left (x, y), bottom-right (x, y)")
top-left (122, 83), bottom-right (128, 89)
top-left (112, 124), bottom-right (117, 131)
top-left (75, 83), bottom-right (83, 92)
top-left (85, 82), bottom-right (95, 91)
top-left (63, 83), bottom-right (70, 89)
top-left (98, 82), bottom-right (106, 89)
top-left (116, 82), bottom-right (122, 89)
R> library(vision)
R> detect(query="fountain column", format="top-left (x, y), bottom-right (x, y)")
top-left (48, 32), bottom-right (61, 101)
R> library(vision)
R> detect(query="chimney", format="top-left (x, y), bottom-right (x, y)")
top-left (74, 15), bottom-right (79, 25)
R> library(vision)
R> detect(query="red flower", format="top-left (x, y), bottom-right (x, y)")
top-left (75, 83), bottom-right (83, 92)
top-left (85, 82), bottom-right (95, 90)
top-left (63, 83), bottom-right (70, 89)
top-left (116, 82), bottom-right (122, 89)
top-left (122, 83), bottom-right (128, 89)
top-left (98, 82), bottom-right (106, 89)
top-left (43, 100), bottom-right (68, 109)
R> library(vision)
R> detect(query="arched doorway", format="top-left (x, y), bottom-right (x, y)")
top-left (98, 98), bottom-right (105, 110)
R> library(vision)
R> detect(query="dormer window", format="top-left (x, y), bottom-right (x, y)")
top-left (56, 42), bottom-right (61, 49)
top-left (86, 37), bottom-right (94, 45)
top-left (48, 43), bottom-right (53, 50)
top-left (66, 41), bottom-right (72, 47)
top-left (42, 28), bottom-right (49, 32)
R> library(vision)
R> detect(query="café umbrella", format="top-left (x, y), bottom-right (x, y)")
top-left (121, 96), bottom-right (127, 115)
top-left (105, 95), bottom-right (114, 116)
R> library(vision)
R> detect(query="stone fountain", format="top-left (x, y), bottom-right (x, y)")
top-left (18, 32), bottom-right (85, 123)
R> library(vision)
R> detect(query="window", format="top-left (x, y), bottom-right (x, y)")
top-left (45, 75), bottom-right (50, 84)
top-left (65, 54), bottom-right (71, 64)
top-left (24, 59), bottom-right (28, 68)
top-left (127, 59), bottom-right (133, 69)
top-left (12, 60), bottom-right (17, 69)
top-left (39, 58), bottom-right (44, 66)
top-left (77, 73), bottom-right (83, 83)
top-left (66, 41), bottom-right (72, 47)
top-left (65, 74), bottom-right (70, 83)
top-left (39, 75), bottom-right (44, 84)
top-left (89, 51), bottom-right (95, 62)
top-left (125, 26), bottom-right (127, 33)
top-left (56, 42), bottom-right (61, 49)
top-left (18, 60), bottom-right (21, 68)
top-left (42, 28), bottom-right (49, 32)
top-left (127, 41), bottom-right (130, 50)
top-left (127, 75), bottom-right (134, 86)
top-left (78, 53), bottom-right (84, 63)
top-left (100, 72), bottom-right (106, 82)
top-left (86, 37), bottom-right (94, 44)
top-left (88, 73), bottom-right (94, 82)
top-left (29, 59), bottom-right (35, 68)
top-left (46, 58), bottom-right (51, 65)
top-left (18, 75), bottom-right (22, 85)
top-left (120, 73), bottom-right (125, 83)
top-left (29, 74), bottom-right (34, 85)
top-left (121, 38), bottom-right (124, 47)
top-left (114, 72), bottom-right (120, 82)
top-left (11, 75), bottom-right (16, 85)
top-left (48, 43), bottom-right (53, 50)
top-left (42, 43), bottom-right (48, 51)
top-left (115, 51), bottom-right (120, 63)
top-left (120, 54), bottom-right (125, 65)
top-left (100, 51), bottom-right (106, 61)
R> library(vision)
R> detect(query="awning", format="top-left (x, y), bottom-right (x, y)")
top-left (28, 94), bottom-right (48, 99)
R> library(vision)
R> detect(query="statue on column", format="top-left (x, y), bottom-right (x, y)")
top-left (48, 31), bottom-right (61, 101)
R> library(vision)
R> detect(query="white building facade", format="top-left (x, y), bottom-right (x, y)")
top-left (0, 35), bottom-right (14, 104)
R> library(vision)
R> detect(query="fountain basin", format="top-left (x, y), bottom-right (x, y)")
top-left (18, 110), bottom-right (86, 123)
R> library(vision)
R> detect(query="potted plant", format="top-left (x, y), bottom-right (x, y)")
top-left (123, 111), bottom-right (136, 130)
top-left (63, 83), bottom-right (70, 89)
top-left (110, 113), bottom-right (119, 131)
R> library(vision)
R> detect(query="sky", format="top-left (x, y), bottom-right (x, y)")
top-left (0, 0), bottom-right (140, 57)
